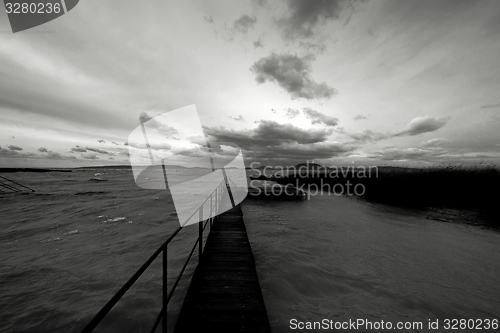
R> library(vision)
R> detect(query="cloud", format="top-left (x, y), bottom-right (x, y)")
top-left (369, 147), bottom-right (447, 162)
top-left (276, 0), bottom-right (344, 39)
top-left (203, 15), bottom-right (214, 24)
top-left (139, 112), bottom-right (152, 124)
top-left (205, 121), bottom-right (350, 162)
top-left (0, 147), bottom-right (71, 160)
top-left (127, 141), bottom-right (172, 150)
top-left (252, 0), bottom-right (267, 7)
top-left (7, 145), bottom-right (23, 151)
top-left (251, 53), bottom-right (336, 100)
top-left (85, 147), bottom-right (109, 154)
top-left (112, 141), bottom-right (119, 145)
top-left (70, 147), bottom-right (87, 153)
top-left (231, 115), bottom-right (245, 122)
top-left (395, 116), bottom-right (448, 136)
top-left (0, 147), bottom-right (21, 156)
top-left (47, 151), bottom-right (62, 158)
top-left (303, 108), bottom-right (338, 127)
top-left (256, 120), bottom-right (333, 143)
top-left (481, 103), bottom-right (500, 109)
top-left (422, 138), bottom-right (450, 147)
top-left (298, 41), bottom-right (327, 54)
top-left (348, 130), bottom-right (388, 143)
top-left (353, 114), bottom-right (367, 121)
top-left (205, 120), bottom-right (333, 147)
top-left (81, 153), bottom-right (99, 160)
top-left (138, 112), bottom-right (178, 137)
top-left (285, 108), bottom-right (300, 119)
top-left (97, 139), bottom-right (106, 143)
top-left (253, 38), bottom-right (263, 48)
top-left (233, 15), bottom-right (257, 34)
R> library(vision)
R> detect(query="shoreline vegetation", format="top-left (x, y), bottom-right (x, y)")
top-left (250, 162), bottom-right (500, 230)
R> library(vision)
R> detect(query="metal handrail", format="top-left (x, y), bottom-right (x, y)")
top-left (80, 176), bottom-right (229, 333)
top-left (0, 175), bottom-right (35, 192)
top-left (148, 218), bottom-right (212, 333)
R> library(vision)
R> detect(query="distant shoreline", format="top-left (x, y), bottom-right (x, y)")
top-left (0, 168), bottom-right (73, 173)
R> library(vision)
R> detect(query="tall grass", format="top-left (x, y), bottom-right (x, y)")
top-left (274, 165), bottom-right (499, 218)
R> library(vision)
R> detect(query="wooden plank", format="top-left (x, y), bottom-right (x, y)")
top-left (174, 205), bottom-right (271, 333)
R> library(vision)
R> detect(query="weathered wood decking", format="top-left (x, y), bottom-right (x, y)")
top-left (174, 205), bottom-right (271, 333)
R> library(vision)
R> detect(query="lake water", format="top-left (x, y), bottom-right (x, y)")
top-left (1, 169), bottom-right (499, 332)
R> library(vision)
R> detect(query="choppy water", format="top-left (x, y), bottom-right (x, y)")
top-left (1, 170), bottom-right (500, 333)
top-left (0, 169), bottom-right (204, 333)
top-left (243, 193), bottom-right (500, 333)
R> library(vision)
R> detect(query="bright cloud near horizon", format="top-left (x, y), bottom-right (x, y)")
top-left (1, 0), bottom-right (499, 168)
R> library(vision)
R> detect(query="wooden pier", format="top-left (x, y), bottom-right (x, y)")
top-left (174, 205), bottom-right (271, 333)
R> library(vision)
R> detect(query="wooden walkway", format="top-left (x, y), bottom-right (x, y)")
top-left (174, 205), bottom-right (271, 333)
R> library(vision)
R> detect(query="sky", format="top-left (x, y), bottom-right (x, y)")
top-left (1, 0), bottom-right (499, 168)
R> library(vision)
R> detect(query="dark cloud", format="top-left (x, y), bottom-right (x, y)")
top-left (205, 120), bottom-right (332, 147)
top-left (139, 112), bottom-right (152, 124)
top-left (97, 139), bottom-right (106, 143)
top-left (251, 142), bottom-right (351, 161)
top-left (85, 147), bottom-right (109, 154)
top-left (256, 120), bottom-right (333, 144)
top-left (277, 0), bottom-right (344, 39)
top-left (7, 145), bottom-right (23, 151)
top-left (70, 147), bottom-right (87, 153)
top-left (422, 138), bottom-right (450, 147)
top-left (0, 147), bottom-right (20, 156)
top-left (112, 141), bottom-right (119, 145)
top-left (233, 15), bottom-right (257, 34)
top-left (203, 120), bottom-right (349, 163)
top-left (203, 15), bottom-right (214, 24)
top-left (253, 38), bottom-right (263, 48)
top-left (251, 53), bottom-right (336, 100)
top-left (38, 147), bottom-right (48, 152)
top-left (303, 108), bottom-right (338, 127)
top-left (395, 116), bottom-right (448, 136)
top-left (285, 108), bottom-right (300, 119)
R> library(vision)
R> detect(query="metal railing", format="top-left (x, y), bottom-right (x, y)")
top-left (80, 177), bottom-right (230, 333)
top-left (0, 175), bottom-right (35, 193)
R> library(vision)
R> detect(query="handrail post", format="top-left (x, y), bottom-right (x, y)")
top-left (199, 206), bottom-right (203, 262)
top-left (215, 187), bottom-right (218, 216)
top-left (163, 247), bottom-right (167, 333)
top-left (210, 194), bottom-right (213, 227)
